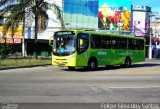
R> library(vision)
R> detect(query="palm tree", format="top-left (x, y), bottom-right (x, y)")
top-left (0, 0), bottom-right (65, 59)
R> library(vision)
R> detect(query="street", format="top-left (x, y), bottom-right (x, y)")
top-left (0, 60), bottom-right (160, 103)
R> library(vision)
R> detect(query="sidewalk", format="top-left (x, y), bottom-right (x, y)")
top-left (145, 58), bottom-right (160, 63)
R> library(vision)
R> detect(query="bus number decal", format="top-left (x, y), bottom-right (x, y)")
top-left (97, 51), bottom-right (107, 55)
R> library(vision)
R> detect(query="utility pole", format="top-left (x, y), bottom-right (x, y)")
top-left (149, 27), bottom-right (152, 59)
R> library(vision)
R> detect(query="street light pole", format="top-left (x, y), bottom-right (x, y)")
top-left (149, 27), bottom-right (152, 59)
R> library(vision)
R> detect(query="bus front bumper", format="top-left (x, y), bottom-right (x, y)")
top-left (52, 55), bottom-right (76, 67)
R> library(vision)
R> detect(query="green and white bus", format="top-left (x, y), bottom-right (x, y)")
top-left (51, 30), bottom-right (145, 70)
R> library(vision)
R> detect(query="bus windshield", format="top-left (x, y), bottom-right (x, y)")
top-left (53, 35), bottom-right (76, 56)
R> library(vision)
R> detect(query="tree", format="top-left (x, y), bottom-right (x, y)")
top-left (0, 0), bottom-right (65, 59)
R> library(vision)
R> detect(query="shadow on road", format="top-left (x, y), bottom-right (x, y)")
top-left (63, 62), bottom-right (160, 72)
top-left (132, 63), bottom-right (160, 68)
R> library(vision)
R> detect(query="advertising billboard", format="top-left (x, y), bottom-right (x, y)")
top-left (131, 5), bottom-right (151, 37)
top-left (132, 12), bottom-right (146, 36)
top-left (98, 0), bottom-right (131, 31)
top-left (145, 12), bottom-right (151, 37)
top-left (63, 0), bottom-right (98, 29)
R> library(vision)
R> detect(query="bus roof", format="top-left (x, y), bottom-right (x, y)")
top-left (81, 30), bottom-right (145, 40)
top-left (55, 29), bottom-right (145, 40)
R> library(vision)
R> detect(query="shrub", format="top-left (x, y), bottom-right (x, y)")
top-left (0, 43), bottom-right (13, 58)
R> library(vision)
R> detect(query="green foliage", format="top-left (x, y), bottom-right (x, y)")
top-left (49, 3), bottom-right (65, 29)
top-left (0, 58), bottom-right (51, 68)
top-left (0, 44), bottom-right (13, 58)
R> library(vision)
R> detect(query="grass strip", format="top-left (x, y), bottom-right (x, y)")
top-left (0, 58), bottom-right (51, 68)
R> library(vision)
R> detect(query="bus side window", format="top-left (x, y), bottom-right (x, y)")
top-left (128, 39), bottom-right (134, 50)
top-left (128, 39), bottom-right (143, 50)
top-left (134, 39), bottom-right (139, 50)
top-left (91, 34), bottom-right (101, 49)
top-left (102, 35), bottom-right (111, 49)
top-left (112, 37), bottom-right (121, 49)
top-left (137, 39), bottom-right (144, 50)
top-left (121, 38), bottom-right (127, 49)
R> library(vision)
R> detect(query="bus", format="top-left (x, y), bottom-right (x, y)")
top-left (51, 30), bottom-right (145, 70)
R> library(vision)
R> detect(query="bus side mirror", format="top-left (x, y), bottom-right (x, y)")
top-left (49, 36), bottom-right (53, 46)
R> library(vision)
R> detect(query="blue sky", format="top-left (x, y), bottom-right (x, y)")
top-left (99, 0), bottom-right (131, 10)
top-left (132, 0), bottom-right (160, 13)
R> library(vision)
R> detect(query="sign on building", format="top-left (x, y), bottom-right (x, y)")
top-left (0, 26), bottom-right (22, 44)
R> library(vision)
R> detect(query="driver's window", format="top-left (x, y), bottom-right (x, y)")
top-left (77, 33), bottom-right (89, 53)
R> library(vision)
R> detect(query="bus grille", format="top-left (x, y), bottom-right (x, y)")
top-left (55, 58), bottom-right (67, 61)
top-left (54, 58), bottom-right (68, 65)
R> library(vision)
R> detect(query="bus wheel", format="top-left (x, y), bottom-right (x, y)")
top-left (68, 66), bottom-right (75, 70)
top-left (124, 58), bottom-right (131, 68)
top-left (88, 59), bottom-right (97, 71)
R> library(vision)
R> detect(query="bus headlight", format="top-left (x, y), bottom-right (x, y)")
top-left (53, 57), bottom-right (56, 61)
top-left (68, 55), bottom-right (75, 61)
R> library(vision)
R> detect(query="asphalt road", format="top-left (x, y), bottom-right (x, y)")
top-left (0, 60), bottom-right (160, 104)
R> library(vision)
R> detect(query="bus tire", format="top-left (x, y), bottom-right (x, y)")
top-left (124, 57), bottom-right (131, 68)
top-left (68, 66), bottom-right (75, 70)
top-left (88, 58), bottom-right (98, 71)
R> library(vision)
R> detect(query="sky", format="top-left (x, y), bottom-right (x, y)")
top-left (132, 0), bottom-right (160, 13)
top-left (99, 0), bottom-right (131, 10)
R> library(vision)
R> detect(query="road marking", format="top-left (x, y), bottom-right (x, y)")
top-left (109, 86), bottom-right (160, 89)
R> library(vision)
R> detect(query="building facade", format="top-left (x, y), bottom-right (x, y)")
top-left (150, 18), bottom-right (160, 48)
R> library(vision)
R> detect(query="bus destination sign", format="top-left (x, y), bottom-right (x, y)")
top-left (55, 31), bottom-right (75, 36)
